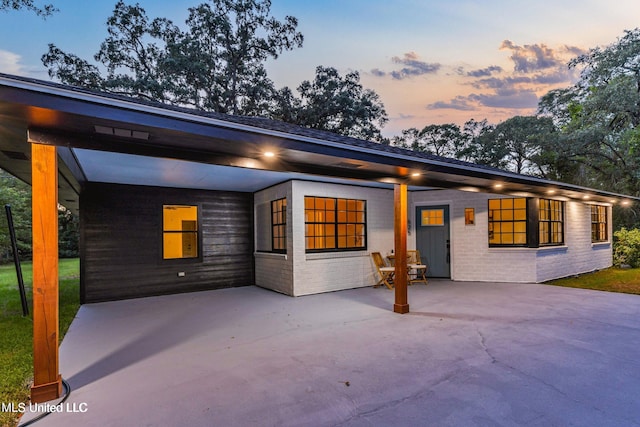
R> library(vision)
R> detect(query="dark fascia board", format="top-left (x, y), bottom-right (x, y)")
top-left (1, 73), bottom-right (638, 204)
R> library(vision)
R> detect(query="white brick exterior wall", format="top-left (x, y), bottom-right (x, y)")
top-left (410, 189), bottom-right (612, 283)
top-left (254, 182), bottom-right (294, 295)
top-left (291, 181), bottom-right (394, 296)
top-left (535, 202), bottom-right (612, 281)
top-left (255, 183), bottom-right (613, 296)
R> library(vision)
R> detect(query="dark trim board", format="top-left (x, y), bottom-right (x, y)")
top-left (80, 182), bottom-right (254, 303)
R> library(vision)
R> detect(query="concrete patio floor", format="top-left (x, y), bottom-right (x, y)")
top-left (22, 280), bottom-right (640, 426)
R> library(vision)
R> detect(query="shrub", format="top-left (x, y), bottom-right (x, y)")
top-left (613, 227), bottom-right (640, 268)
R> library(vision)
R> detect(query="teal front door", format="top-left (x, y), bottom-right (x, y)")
top-left (416, 205), bottom-right (451, 278)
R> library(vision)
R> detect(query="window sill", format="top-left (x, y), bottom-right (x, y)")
top-left (488, 245), bottom-right (568, 253)
top-left (592, 242), bottom-right (611, 249)
top-left (537, 245), bottom-right (568, 254)
top-left (488, 247), bottom-right (535, 253)
top-left (306, 251), bottom-right (368, 261)
top-left (255, 252), bottom-right (288, 260)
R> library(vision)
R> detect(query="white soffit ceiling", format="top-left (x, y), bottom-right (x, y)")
top-left (72, 149), bottom-right (404, 192)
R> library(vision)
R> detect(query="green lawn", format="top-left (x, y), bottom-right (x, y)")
top-left (546, 267), bottom-right (640, 295)
top-left (0, 258), bottom-right (79, 427)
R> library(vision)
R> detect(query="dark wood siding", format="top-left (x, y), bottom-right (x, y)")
top-left (80, 183), bottom-right (254, 303)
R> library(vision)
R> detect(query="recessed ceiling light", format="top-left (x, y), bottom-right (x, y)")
top-left (264, 151), bottom-right (275, 158)
top-left (411, 172), bottom-right (421, 177)
top-left (583, 195), bottom-right (590, 200)
top-left (547, 189), bottom-right (556, 194)
top-left (494, 183), bottom-right (503, 189)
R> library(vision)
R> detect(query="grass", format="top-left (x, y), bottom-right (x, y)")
top-left (0, 258), bottom-right (79, 427)
top-left (547, 267), bottom-right (640, 295)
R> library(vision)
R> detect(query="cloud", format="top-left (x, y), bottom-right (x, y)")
top-left (466, 65), bottom-right (503, 77)
top-left (468, 89), bottom-right (539, 109)
top-left (390, 51), bottom-right (440, 79)
top-left (471, 76), bottom-right (532, 90)
top-left (563, 45), bottom-right (588, 57)
top-left (426, 40), bottom-right (584, 114)
top-left (0, 50), bottom-right (24, 75)
top-left (371, 51), bottom-right (440, 80)
top-left (500, 40), bottom-right (565, 73)
top-left (428, 88), bottom-right (538, 112)
top-left (0, 49), bottom-right (45, 77)
top-left (531, 70), bottom-right (572, 85)
top-left (427, 96), bottom-right (476, 111)
top-left (386, 40), bottom-right (586, 119)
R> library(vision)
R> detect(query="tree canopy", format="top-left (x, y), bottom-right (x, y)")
top-left (274, 66), bottom-right (387, 141)
top-left (42, 0), bottom-right (387, 140)
top-left (0, 170), bottom-right (78, 261)
top-left (392, 124), bottom-right (466, 159)
top-left (0, 0), bottom-right (56, 17)
top-left (535, 28), bottom-right (640, 197)
top-left (43, 0), bottom-right (303, 116)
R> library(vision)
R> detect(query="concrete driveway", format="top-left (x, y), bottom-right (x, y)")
top-left (22, 280), bottom-right (640, 426)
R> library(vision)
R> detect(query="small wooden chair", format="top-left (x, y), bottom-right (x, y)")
top-left (407, 250), bottom-right (428, 285)
top-left (371, 252), bottom-right (395, 290)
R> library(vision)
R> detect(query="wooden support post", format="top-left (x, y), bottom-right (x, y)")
top-left (30, 143), bottom-right (62, 403)
top-left (393, 183), bottom-right (409, 314)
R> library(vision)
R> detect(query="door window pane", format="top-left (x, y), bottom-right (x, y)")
top-left (421, 209), bottom-right (444, 226)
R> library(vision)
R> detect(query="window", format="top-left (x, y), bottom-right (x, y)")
top-left (163, 205), bottom-right (198, 259)
top-left (304, 196), bottom-right (366, 252)
top-left (488, 198), bottom-right (527, 246)
top-left (591, 205), bottom-right (608, 242)
top-left (465, 208), bottom-right (475, 225)
top-left (421, 208), bottom-right (444, 226)
top-left (539, 199), bottom-right (564, 245)
top-left (271, 198), bottom-right (287, 252)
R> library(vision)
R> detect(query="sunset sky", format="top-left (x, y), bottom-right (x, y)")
top-left (1, 0), bottom-right (640, 137)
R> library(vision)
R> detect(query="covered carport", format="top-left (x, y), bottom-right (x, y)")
top-left (0, 73), bottom-right (634, 403)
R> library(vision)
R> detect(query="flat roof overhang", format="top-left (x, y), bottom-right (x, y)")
top-left (0, 73), bottom-right (636, 211)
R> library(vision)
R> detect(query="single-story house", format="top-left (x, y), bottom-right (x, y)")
top-left (0, 73), bottom-right (635, 402)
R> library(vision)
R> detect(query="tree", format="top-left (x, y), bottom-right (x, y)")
top-left (391, 124), bottom-right (466, 158)
top-left (460, 118), bottom-right (507, 169)
top-left (0, 170), bottom-right (31, 261)
top-left (275, 66), bottom-right (388, 141)
top-left (535, 28), bottom-right (640, 196)
top-left (58, 205), bottom-right (79, 258)
top-left (43, 0), bottom-right (303, 116)
top-left (166, 0), bottom-right (303, 115)
top-left (0, 0), bottom-right (56, 17)
top-left (42, 1), bottom-right (388, 139)
top-left (488, 116), bottom-right (557, 176)
top-left (0, 170), bottom-right (79, 261)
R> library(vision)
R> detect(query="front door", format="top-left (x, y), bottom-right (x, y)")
top-left (416, 205), bottom-right (450, 278)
